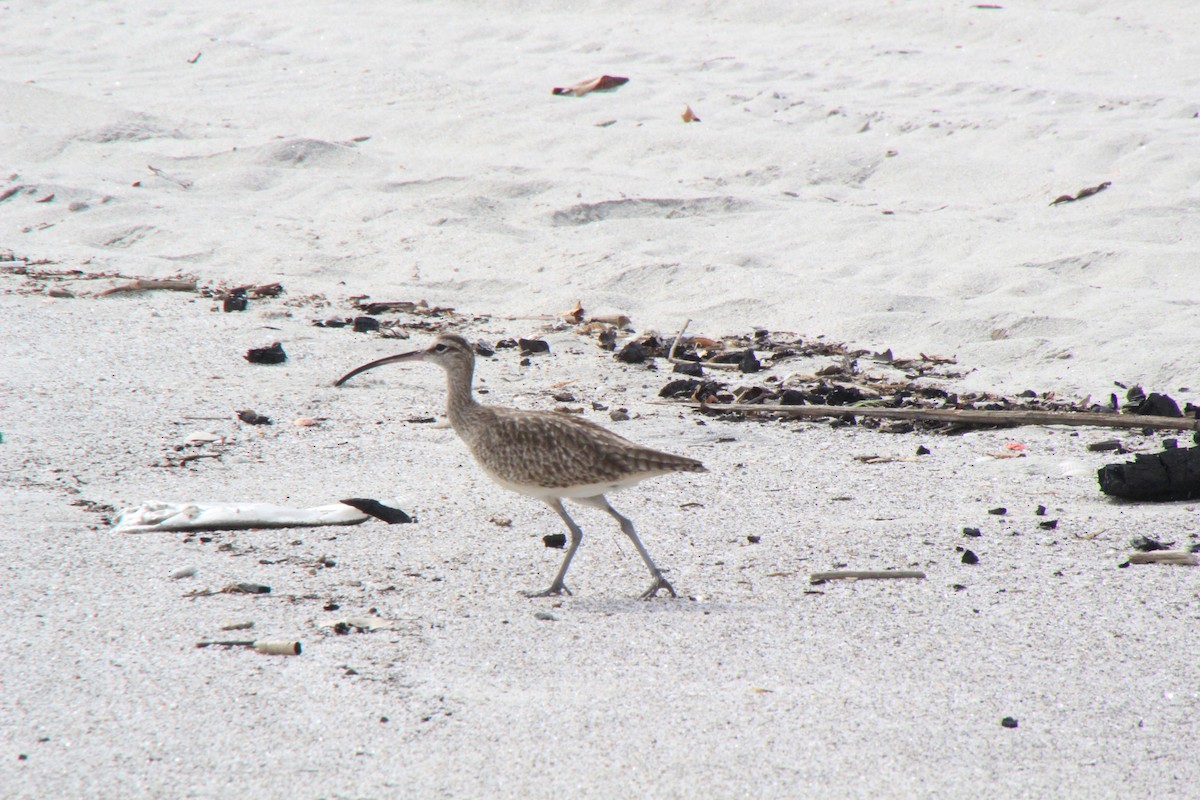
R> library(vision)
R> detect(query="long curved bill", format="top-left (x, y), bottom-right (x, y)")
top-left (333, 349), bottom-right (425, 387)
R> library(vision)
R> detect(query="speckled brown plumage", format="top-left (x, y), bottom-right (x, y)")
top-left (335, 333), bottom-right (707, 599)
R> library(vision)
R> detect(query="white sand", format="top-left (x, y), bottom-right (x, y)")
top-left (3, 2), bottom-right (1200, 797)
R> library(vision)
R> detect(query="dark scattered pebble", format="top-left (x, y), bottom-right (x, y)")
top-left (519, 357), bottom-right (531, 366)
top-left (339, 498), bottom-right (414, 524)
top-left (245, 342), bottom-right (287, 364)
top-left (951, 584), bottom-right (967, 592)
top-left (960, 548), bottom-right (980, 565)
top-left (916, 445), bottom-right (931, 456)
top-left (474, 341), bottom-right (495, 358)
top-left (1038, 519), bottom-right (1059, 530)
top-left (609, 408), bottom-right (629, 422)
top-left (313, 318), bottom-right (349, 328)
top-left (591, 401), bottom-right (608, 411)
top-left (1000, 716), bottom-right (1019, 729)
top-left (962, 527), bottom-right (982, 538)
top-left (352, 316), bottom-right (380, 332)
top-left (673, 361), bottom-right (704, 377)
top-left (1130, 535), bottom-right (1173, 552)
top-left (494, 338), bottom-right (519, 349)
top-left (406, 416), bottom-right (437, 424)
top-left (552, 391), bottom-right (576, 402)
top-left (1035, 504), bottom-right (1047, 516)
top-left (738, 350), bottom-right (761, 373)
top-left (1163, 438), bottom-right (1178, 449)
top-left (236, 582), bottom-right (272, 594)
top-left (616, 341), bottom-right (650, 364)
top-left (543, 533), bottom-right (567, 549)
top-left (987, 507), bottom-right (1007, 516)
top-left (747, 535), bottom-right (761, 544)
top-left (237, 409), bottom-right (272, 426)
top-left (323, 601), bottom-right (340, 611)
top-left (1088, 439), bottom-right (1124, 452)
top-left (518, 338), bottom-right (550, 356)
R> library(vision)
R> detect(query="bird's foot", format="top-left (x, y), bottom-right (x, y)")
top-left (640, 575), bottom-right (676, 600)
top-left (524, 582), bottom-right (572, 598)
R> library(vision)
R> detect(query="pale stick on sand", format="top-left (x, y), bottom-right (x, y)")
top-left (671, 401), bottom-right (1200, 433)
top-left (1126, 551), bottom-right (1199, 566)
top-left (810, 570), bottom-right (927, 583)
top-left (335, 333), bottom-right (707, 599)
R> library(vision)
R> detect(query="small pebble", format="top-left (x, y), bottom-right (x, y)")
top-left (962, 527), bottom-right (982, 538)
top-left (294, 417), bottom-right (319, 427)
top-left (961, 549), bottom-right (979, 565)
top-left (534, 611), bottom-right (557, 621)
top-left (170, 566), bottom-right (197, 580)
top-left (543, 533), bottom-right (567, 549)
top-left (1000, 716), bottom-right (1019, 729)
top-left (1035, 504), bottom-right (1047, 516)
top-left (1038, 519), bottom-right (1058, 530)
top-left (747, 535), bottom-right (761, 544)
top-left (352, 316), bottom-right (380, 332)
top-left (609, 408), bottom-right (630, 422)
top-left (988, 507), bottom-right (1007, 516)
top-left (916, 445), bottom-right (931, 456)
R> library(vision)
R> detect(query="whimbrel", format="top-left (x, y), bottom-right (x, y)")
top-left (335, 333), bottom-right (706, 599)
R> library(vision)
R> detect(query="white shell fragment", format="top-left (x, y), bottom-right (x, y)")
top-left (185, 431), bottom-right (224, 444)
top-left (111, 501), bottom-right (370, 533)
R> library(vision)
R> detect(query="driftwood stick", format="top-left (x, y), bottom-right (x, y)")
top-left (95, 278), bottom-right (197, 297)
top-left (668, 318), bottom-right (741, 371)
top-left (663, 401), bottom-right (1200, 433)
top-left (810, 570), bottom-right (926, 583)
top-left (1126, 551), bottom-right (1198, 566)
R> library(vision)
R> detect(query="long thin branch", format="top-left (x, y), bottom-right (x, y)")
top-left (661, 400), bottom-right (1200, 433)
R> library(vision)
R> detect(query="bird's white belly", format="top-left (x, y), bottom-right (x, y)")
top-left (480, 467), bottom-right (661, 500)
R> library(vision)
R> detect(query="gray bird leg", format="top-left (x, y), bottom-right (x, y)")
top-left (581, 496), bottom-right (676, 600)
top-left (524, 498), bottom-right (583, 597)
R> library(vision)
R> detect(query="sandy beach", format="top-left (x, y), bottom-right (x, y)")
top-left (3, 2), bottom-right (1200, 797)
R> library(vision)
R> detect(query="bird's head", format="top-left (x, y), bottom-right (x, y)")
top-left (334, 333), bottom-right (476, 386)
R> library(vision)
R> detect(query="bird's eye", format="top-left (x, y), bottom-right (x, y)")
top-left (433, 343), bottom-right (448, 352)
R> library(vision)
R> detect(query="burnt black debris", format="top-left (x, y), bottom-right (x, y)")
top-left (518, 338), bottom-right (549, 356)
top-left (960, 548), bottom-right (979, 565)
top-left (616, 340), bottom-right (650, 364)
top-left (222, 288), bottom-right (248, 312)
top-left (1130, 535), bottom-right (1174, 552)
top-left (543, 533), bottom-right (567, 549)
top-left (1098, 446), bottom-right (1200, 501)
top-left (1134, 392), bottom-right (1182, 417)
top-left (962, 527), bottom-right (982, 538)
top-left (353, 316), bottom-right (380, 333)
top-left (474, 341), bottom-right (495, 358)
top-left (237, 409), bottom-right (272, 426)
top-left (245, 342), bottom-right (287, 364)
